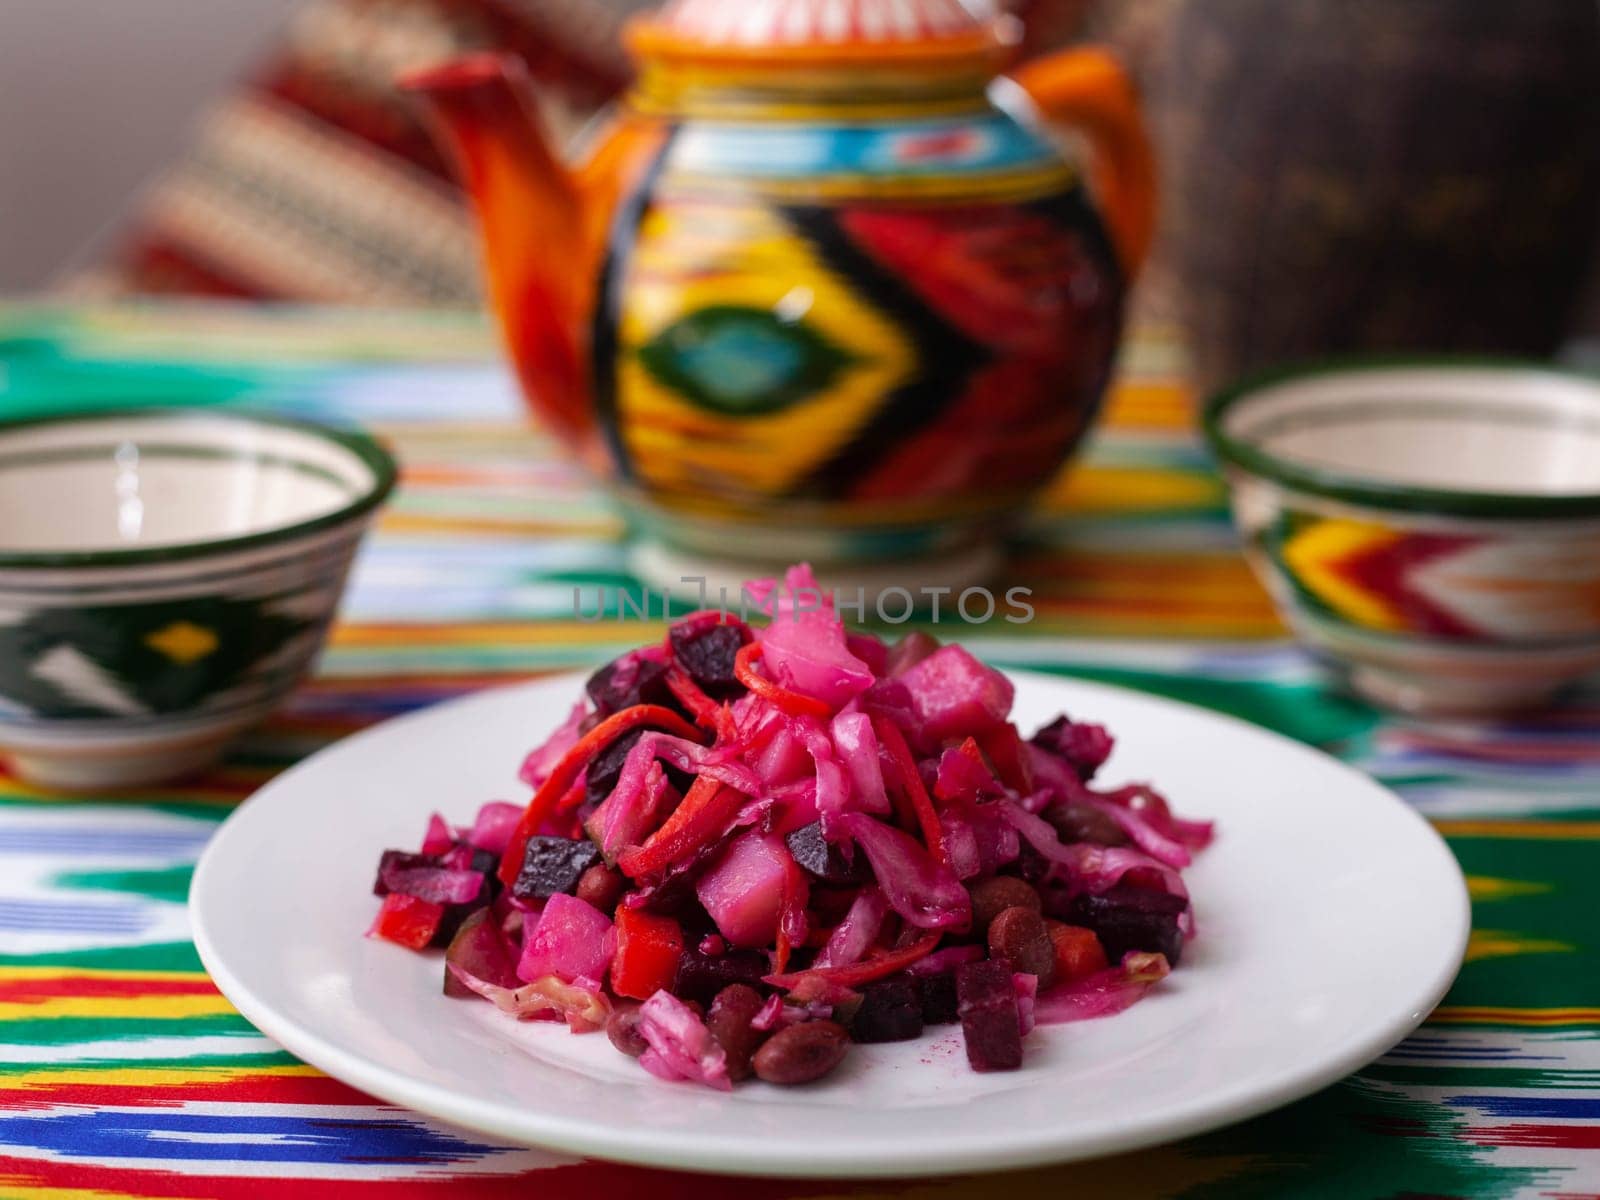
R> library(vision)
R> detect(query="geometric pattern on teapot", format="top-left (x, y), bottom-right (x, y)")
top-left (599, 108), bottom-right (1122, 524)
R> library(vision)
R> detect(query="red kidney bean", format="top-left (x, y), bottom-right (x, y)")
top-left (575, 864), bottom-right (626, 913)
top-left (707, 984), bottom-right (770, 1081)
top-left (987, 905), bottom-right (1058, 989)
top-left (752, 1020), bottom-right (850, 1085)
top-left (968, 876), bottom-right (1042, 933)
top-left (1044, 801), bottom-right (1129, 847)
top-left (605, 1003), bottom-right (648, 1057)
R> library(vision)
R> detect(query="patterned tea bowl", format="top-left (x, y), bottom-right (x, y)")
top-left (0, 409), bottom-right (396, 790)
top-left (1204, 361), bottom-right (1600, 716)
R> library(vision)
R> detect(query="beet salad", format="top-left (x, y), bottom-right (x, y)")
top-left (367, 565), bottom-right (1213, 1089)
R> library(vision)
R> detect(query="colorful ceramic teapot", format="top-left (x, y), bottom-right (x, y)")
top-left (407, 0), bottom-right (1153, 588)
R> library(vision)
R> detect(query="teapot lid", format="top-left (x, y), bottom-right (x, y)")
top-left (629, 0), bottom-right (1015, 64)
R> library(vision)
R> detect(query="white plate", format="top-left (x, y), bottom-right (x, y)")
top-left (191, 671), bottom-right (1469, 1178)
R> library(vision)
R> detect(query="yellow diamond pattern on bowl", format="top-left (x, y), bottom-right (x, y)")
top-left (143, 620), bottom-right (220, 666)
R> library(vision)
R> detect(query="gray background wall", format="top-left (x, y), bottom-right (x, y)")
top-left (2, 1), bottom-right (1594, 341)
top-left (0, 0), bottom-right (294, 291)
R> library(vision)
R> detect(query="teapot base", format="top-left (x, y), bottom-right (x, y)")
top-left (628, 538), bottom-right (1003, 610)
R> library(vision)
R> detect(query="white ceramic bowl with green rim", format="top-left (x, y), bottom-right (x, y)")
top-left (1204, 360), bottom-right (1600, 716)
top-left (0, 407), bottom-right (397, 789)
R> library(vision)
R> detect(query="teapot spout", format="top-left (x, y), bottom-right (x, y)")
top-left (403, 53), bottom-right (591, 440)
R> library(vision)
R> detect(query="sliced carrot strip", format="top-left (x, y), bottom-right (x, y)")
top-left (553, 775), bottom-right (588, 813)
top-left (975, 722), bottom-right (1034, 794)
top-left (764, 929), bottom-right (941, 990)
top-left (771, 854), bottom-right (810, 976)
top-left (616, 775), bottom-right (745, 881)
top-left (498, 704), bottom-right (702, 887)
top-left (734, 642), bottom-right (833, 719)
top-left (663, 664), bottom-right (722, 730)
top-left (873, 714), bottom-right (948, 870)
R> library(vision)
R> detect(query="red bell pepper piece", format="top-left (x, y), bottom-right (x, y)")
top-left (499, 704), bottom-right (703, 887)
top-left (610, 906), bottom-right (684, 1000)
top-left (615, 775), bottom-right (745, 881)
top-left (874, 715), bottom-right (947, 869)
top-left (367, 893), bottom-right (445, 950)
top-left (734, 642), bottom-right (834, 719)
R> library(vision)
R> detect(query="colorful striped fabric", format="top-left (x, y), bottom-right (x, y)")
top-left (0, 303), bottom-right (1595, 1198)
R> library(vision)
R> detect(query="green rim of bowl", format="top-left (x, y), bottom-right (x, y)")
top-left (1201, 355), bottom-right (1600, 520)
top-left (0, 406), bottom-right (399, 568)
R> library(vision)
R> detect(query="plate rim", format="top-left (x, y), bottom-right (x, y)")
top-left (191, 669), bottom-right (1470, 1178)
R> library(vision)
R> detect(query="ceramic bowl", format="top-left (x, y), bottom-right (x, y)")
top-left (1204, 361), bottom-right (1600, 716)
top-left (0, 408), bottom-right (397, 789)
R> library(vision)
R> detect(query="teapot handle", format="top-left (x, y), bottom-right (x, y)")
top-left (1007, 47), bottom-right (1157, 278)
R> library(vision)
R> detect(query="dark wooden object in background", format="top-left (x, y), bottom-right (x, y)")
top-left (1158, 0), bottom-right (1600, 392)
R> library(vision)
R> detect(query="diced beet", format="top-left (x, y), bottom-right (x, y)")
top-left (421, 845), bottom-right (500, 948)
top-left (1067, 885), bottom-right (1187, 966)
top-left (680, 624), bottom-right (745, 693)
top-left (512, 836), bottom-right (603, 903)
top-left (1075, 884), bottom-right (1188, 918)
top-left (582, 727), bottom-right (694, 813)
top-left (378, 858), bottom-right (486, 908)
top-left (669, 617), bottom-right (751, 698)
top-left (900, 646), bottom-right (1014, 740)
top-left (918, 972), bottom-right (959, 1025)
top-left (956, 960), bottom-right (1023, 1072)
top-left (443, 909), bottom-right (521, 998)
top-left (674, 949), bottom-right (771, 1006)
top-left (1031, 715), bottom-right (1114, 781)
top-left (586, 653), bottom-right (678, 718)
top-left (584, 727), bottom-right (647, 810)
top-left (956, 960), bottom-right (1016, 1008)
top-left (442, 841), bottom-right (499, 876)
top-left (1098, 919), bottom-right (1185, 970)
top-left (696, 832), bottom-right (789, 948)
top-left (785, 821), bottom-right (867, 884)
top-left (373, 850), bottom-right (438, 896)
top-left (849, 978), bottom-right (924, 1043)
